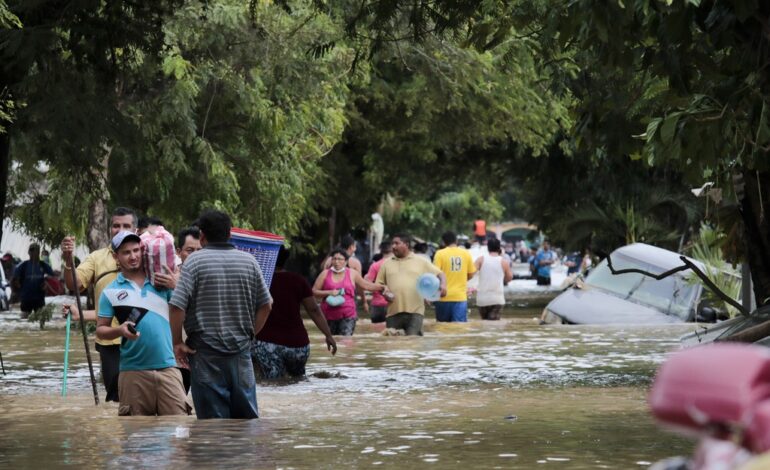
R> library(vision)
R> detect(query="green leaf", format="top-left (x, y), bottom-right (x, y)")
top-left (645, 118), bottom-right (662, 141)
top-left (660, 113), bottom-right (679, 143)
top-left (755, 101), bottom-right (770, 151)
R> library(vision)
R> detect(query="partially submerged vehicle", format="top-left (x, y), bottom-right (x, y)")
top-left (541, 243), bottom-right (729, 325)
top-left (0, 266), bottom-right (9, 311)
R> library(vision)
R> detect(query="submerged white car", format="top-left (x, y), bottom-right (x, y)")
top-left (0, 265), bottom-right (9, 311)
top-left (541, 243), bottom-right (714, 325)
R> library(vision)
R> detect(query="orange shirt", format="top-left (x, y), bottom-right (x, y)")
top-left (474, 220), bottom-right (486, 236)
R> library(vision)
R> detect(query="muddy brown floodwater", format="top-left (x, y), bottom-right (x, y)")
top-left (0, 305), bottom-right (696, 469)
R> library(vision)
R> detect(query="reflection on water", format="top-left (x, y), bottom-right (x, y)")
top-left (0, 307), bottom-right (694, 468)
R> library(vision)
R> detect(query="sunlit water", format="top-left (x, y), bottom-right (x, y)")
top-left (0, 306), bottom-right (698, 468)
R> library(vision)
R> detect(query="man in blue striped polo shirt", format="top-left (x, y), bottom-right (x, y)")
top-left (169, 210), bottom-right (273, 419)
top-left (96, 231), bottom-right (188, 416)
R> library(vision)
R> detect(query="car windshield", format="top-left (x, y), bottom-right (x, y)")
top-left (584, 254), bottom-right (699, 320)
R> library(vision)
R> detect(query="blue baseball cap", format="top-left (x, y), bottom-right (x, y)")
top-left (111, 231), bottom-right (141, 251)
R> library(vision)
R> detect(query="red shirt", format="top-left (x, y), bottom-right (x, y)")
top-left (255, 271), bottom-right (312, 348)
top-left (365, 258), bottom-right (389, 307)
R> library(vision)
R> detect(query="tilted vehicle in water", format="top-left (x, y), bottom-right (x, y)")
top-left (541, 243), bottom-right (734, 325)
top-left (0, 265), bottom-right (9, 311)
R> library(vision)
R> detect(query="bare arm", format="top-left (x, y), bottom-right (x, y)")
top-left (352, 270), bottom-right (385, 292)
top-left (502, 258), bottom-right (513, 284)
top-left (312, 270), bottom-right (338, 297)
top-left (347, 258), bottom-right (368, 312)
top-left (61, 236), bottom-right (88, 292)
top-left (253, 302), bottom-right (272, 336)
top-left (438, 272), bottom-right (448, 298)
top-left (62, 304), bottom-right (97, 322)
top-left (95, 316), bottom-right (138, 341)
top-left (301, 297), bottom-right (337, 355)
top-left (170, 304), bottom-right (195, 367)
top-left (170, 304), bottom-right (185, 347)
top-left (466, 252), bottom-right (478, 280)
top-left (348, 257), bottom-right (362, 273)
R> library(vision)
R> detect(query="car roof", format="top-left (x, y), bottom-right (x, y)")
top-left (613, 243), bottom-right (705, 273)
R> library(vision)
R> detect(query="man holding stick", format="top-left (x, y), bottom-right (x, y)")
top-left (60, 207), bottom-right (137, 402)
top-left (169, 210), bottom-right (272, 419)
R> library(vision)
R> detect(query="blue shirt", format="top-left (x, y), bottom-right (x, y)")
top-left (565, 252), bottom-right (582, 274)
top-left (98, 273), bottom-right (176, 372)
top-left (535, 249), bottom-right (557, 278)
top-left (13, 261), bottom-right (53, 304)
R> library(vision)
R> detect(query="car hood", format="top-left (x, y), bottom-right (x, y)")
top-left (546, 287), bottom-right (683, 324)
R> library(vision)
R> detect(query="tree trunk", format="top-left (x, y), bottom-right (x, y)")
top-left (0, 133), bottom-right (9, 248)
top-left (329, 206), bottom-right (336, 252)
top-left (86, 144), bottom-right (112, 251)
top-left (739, 169), bottom-right (770, 307)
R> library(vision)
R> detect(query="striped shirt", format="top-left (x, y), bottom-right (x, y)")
top-left (169, 243), bottom-right (272, 354)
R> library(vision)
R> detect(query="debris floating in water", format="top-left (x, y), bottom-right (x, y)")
top-left (382, 328), bottom-right (406, 336)
top-left (504, 415), bottom-right (518, 421)
top-left (310, 370), bottom-right (347, 379)
top-left (174, 426), bottom-right (189, 438)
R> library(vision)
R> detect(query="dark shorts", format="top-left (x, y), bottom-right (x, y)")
top-left (536, 276), bottom-right (551, 286)
top-left (95, 343), bottom-right (121, 402)
top-left (370, 306), bottom-right (388, 323)
top-left (252, 340), bottom-right (310, 379)
top-left (479, 305), bottom-right (503, 320)
top-left (19, 298), bottom-right (45, 314)
top-left (328, 317), bottom-right (356, 336)
top-left (189, 348), bottom-right (258, 419)
top-left (434, 301), bottom-right (468, 322)
top-left (385, 312), bottom-right (424, 336)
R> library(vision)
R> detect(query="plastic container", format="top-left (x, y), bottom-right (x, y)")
top-left (416, 273), bottom-right (440, 301)
top-left (229, 228), bottom-right (284, 289)
top-left (649, 344), bottom-right (770, 440)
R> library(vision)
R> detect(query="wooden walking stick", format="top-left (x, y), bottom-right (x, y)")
top-left (0, 350), bottom-right (5, 375)
top-left (67, 256), bottom-right (100, 405)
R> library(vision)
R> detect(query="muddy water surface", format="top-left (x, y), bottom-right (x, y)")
top-left (0, 306), bottom-right (697, 469)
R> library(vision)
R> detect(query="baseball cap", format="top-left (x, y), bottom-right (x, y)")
top-left (111, 231), bottom-right (141, 251)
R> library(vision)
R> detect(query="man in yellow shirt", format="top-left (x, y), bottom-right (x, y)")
top-left (376, 234), bottom-right (446, 336)
top-left (60, 207), bottom-right (137, 402)
top-left (433, 231), bottom-right (476, 322)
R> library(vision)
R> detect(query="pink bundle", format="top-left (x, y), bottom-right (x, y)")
top-left (140, 226), bottom-right (176, 284)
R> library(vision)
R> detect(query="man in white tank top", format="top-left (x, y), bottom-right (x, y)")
top-left (473, 238), bottom-right (513, 320)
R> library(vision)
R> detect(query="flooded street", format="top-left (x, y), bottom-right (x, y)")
top-left (0, 306), bottom-right (695, 468)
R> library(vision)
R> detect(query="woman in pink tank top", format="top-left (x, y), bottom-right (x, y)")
top-left (313, 248), bottom-right (389, 336)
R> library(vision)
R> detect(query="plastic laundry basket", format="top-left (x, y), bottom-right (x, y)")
top-left (230, 228), bottom-right (284, 289)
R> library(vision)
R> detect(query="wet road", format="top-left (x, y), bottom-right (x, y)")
top-left (0, 306), bottom-right (696, 468)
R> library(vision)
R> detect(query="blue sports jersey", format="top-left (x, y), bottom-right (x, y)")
top-left (98, 274), bottom-right (176, 372)
top-left (535, 249), bottom-right (557, 278)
